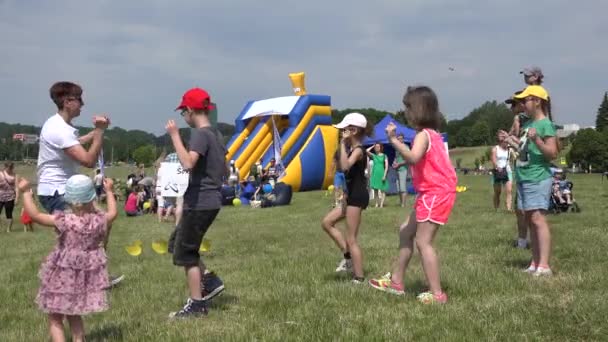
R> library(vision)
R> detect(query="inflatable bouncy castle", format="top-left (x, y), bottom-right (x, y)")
top-left (225, 73), bottom-right (337, 191)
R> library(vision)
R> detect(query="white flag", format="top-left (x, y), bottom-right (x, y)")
top-left (271, 116), bottom-right (286, 179)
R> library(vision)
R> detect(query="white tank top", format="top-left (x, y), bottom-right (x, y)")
top-left (495, 145), bottom-right (511, 172)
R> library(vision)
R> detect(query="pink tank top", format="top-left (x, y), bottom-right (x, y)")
top-left (124, 193), bottom-right (138, 212)
top-left (411, 129), bottom-right (457, 194)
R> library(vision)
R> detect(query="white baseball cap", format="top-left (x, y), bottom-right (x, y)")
top-left (333, 112), bottom-right (367, 129)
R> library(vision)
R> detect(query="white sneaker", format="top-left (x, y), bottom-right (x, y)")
top-left (533, 267), bottom-right (553, 277)
top-left (522, 264), bottom-right (537, 273)
top-left (335, 258), bottom-right (352, 273)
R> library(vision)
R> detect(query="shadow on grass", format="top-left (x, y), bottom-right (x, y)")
top-left (504, 258), bottom-right (530, 270)
top-left (87, 324), bottom-right (123, 341)
top-left (210, 293), bottom-right (239, 310)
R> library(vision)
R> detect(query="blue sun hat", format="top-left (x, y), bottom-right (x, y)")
top-left (64, 175), bottom-right (97, 205)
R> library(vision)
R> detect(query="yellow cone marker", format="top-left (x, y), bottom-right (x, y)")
top-left (125, 244), bottom-right (142, 256)
top-left (199, 239), bottom-right (211, 253)
top-left (152, 239), bottom-right (168, 255)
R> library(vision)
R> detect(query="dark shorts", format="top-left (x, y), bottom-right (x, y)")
top-left (169, 209), bottom-right (220, 267)
top-left (95, 186), bottom-right (103, 197)
top-left (38, 192), bottom-right (67, 214)
top-left (0, 200), bottom-right (15, 219)
top-left (346, 190), bottom-right (369, 210)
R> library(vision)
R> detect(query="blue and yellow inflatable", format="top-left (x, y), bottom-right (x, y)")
top-left (225, 73), bottom-right (337, 191)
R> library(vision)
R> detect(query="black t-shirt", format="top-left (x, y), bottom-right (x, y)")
top-left (345, 146), bottom-right (367, 197)
top-left (184, 127), bottom-right (227, 210)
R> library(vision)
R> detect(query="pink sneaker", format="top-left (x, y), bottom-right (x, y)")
top-left (417, 291), bottom-right (448, 304)
top-left (368, 273), bottom-right (405, 296)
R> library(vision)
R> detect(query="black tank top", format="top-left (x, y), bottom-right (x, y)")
top-left (345, 146), bottom-right (367, 196)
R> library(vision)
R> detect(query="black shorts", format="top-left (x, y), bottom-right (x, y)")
top-left (346, 190), bottom-right (369, 210)
top-left (169, 209), bottom-right (219, 267)
top-left (0, 200), bottom-right (15, 219)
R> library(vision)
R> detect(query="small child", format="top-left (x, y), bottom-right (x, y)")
top-left (369, 86), bottom-right (457, 304)
top-left (18, 175), bottom-right (118, 342)
top-left (20, 207), bottom-right (34, 232)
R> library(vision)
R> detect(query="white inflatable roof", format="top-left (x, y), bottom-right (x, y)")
top-left (241, 96), bottom-right (300, 120)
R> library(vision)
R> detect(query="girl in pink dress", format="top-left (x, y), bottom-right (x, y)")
top-left (369, 86), bottom-right (457, 304)
top-left (19, 174), bottom-right (118, 342)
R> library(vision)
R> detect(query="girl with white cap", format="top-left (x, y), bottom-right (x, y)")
top-left (18, 175), bottom-right (118, 342)
top-left (321, 112), bottom-right (373, 284)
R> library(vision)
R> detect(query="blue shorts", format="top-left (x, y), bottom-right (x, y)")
top-left (38, 191), bottom-right (67, 214)
top-left (334, 172), bottom-right (346, 189)
top-left (517, 178), bottom-right (552, 211)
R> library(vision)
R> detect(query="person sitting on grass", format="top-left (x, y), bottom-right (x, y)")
top-left (124, 188), bottom-right (142, 217)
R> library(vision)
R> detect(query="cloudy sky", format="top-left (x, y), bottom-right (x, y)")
top-left (1, 0), bottom-right (606, 135)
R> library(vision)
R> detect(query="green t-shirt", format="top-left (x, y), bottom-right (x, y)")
top-left (515, 118), bottom-right (556, 182)
top-left (394, 154), bottom-right (407, 172)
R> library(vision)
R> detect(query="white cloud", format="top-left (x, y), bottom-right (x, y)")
top-left (0, 0), bottom-right (606, 134)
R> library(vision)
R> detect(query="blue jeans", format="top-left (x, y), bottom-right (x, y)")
top-left (38, 191), bottom-right (67, 214)
top-left (517, 178), bottom-right (552, 211)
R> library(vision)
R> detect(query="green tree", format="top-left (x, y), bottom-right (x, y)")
top-left (132, 145), bottom-right (157, 167)
top-left (595, 92), bottom-right (608, 132)
top-left (454, 127), bottom-right (473, 147)
top-left (446, 101), bottom-right (512, 147)
top-left (568, 128), bottom-right (608, 171)
top-left (470, 120), bottom-right (491, 146)
top-left (485, 146), bottom-right (493, 164)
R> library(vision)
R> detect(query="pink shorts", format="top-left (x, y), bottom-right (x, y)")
top-left (415, 192), bottom-right (456, 225)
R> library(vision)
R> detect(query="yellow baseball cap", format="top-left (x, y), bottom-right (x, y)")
top-left (514, 85), bottom-right (549, 101)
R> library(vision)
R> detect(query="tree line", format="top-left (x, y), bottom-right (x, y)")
top-left (2, 92), bottom-right (607, 171)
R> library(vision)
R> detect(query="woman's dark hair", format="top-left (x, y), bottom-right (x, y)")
top-left (4, 162), bottom-right (14, 171)
top-left (50, 82), bottom-right (83, 110)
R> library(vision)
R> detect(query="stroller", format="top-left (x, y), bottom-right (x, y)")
top-left (549, 177), bottom-right (580, 214)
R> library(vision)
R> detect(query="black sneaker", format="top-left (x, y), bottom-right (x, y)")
top-left (168, 298), bottom-right (208, 319)
top-left (201, 272), bottom-right (225, 301)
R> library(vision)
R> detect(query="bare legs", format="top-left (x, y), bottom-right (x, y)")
top-left (391, 211), bottom-right (443, 294)
top-left (321, 206), bottom-right (364, 278)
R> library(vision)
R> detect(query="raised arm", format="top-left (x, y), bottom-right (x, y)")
top-left (365, 145), bottom-right (374, 158)
top-left (78, 130), bottom-right (96, 145)
top-left (166, 120), bottom-right (200, 170)
top-left (388, 124), bottom-right (429, 165)
top-left (64, 116), bottom-right (109, 168)
top-left (528, 128), bottom-right (558, 161)
top-left (339, 143), bottom-right (364, 172)
top-left (103, 178), bottom-right (118, 223)
top-left (18, 179), bottom-right (55, 227)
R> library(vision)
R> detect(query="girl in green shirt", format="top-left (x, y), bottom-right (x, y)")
top-left (500, 85), bottom-right (558, 277)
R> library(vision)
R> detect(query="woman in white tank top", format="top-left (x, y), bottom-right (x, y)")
top-left (491, 136), bottom-right (513, 211)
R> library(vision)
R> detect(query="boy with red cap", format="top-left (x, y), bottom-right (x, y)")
top-left (166, 88), bottom-right (227, 318)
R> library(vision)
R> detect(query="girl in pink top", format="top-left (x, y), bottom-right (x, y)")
top-left (369, 86), bottom-right (457, 304)
top-left (124, 190), bottom-right (141, 216)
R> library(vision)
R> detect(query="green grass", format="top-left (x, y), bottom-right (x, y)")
top-left (1, 170), bottom-right (607, 341)
top-left (449, 146), bottom-right (492, 169)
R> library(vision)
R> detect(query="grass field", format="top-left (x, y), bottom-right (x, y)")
top-left (1, 168), bottom-right (607, 341)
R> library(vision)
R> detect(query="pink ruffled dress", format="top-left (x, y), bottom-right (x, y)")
top-left (36, 211), bottom-right (109, 315)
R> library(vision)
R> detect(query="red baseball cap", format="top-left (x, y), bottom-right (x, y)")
top-left (175, 88), bottom-right (215, 111)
